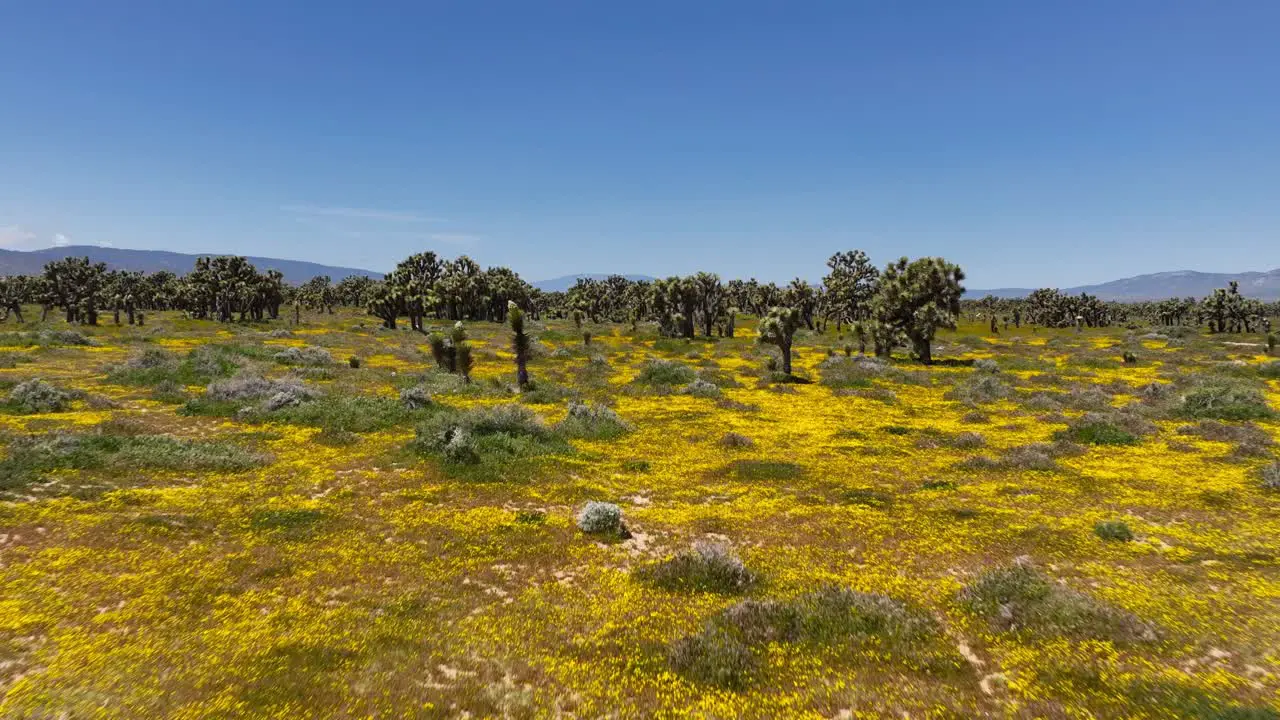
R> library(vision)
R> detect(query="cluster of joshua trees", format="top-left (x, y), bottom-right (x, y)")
top-left (0, 250), bottom-right (1274, 370)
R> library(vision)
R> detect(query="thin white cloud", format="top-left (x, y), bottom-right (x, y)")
top-left (97, 240), bottom-right (114, 248)
top-left (281, 204), bottom-right (444, 223)
top-left (429, 233), bottom-right (480, 245)
top-left (0, 225), bottom-right (37, 249)
top-left (53, 233), bottom-right (72, 247)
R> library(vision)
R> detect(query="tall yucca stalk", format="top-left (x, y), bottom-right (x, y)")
top-left (509, 300), bottom-right (531, 389)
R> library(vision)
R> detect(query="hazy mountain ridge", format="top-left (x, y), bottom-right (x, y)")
top-left (3, 247), bottom-right (1276, 300)
top-left (969, 268), bottom-right (1280, 301)
top-left (531, 273), bottom-right (658, 292)
top-left (0, 246), bottom-right (383, 284)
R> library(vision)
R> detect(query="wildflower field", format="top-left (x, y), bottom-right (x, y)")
top-left (1, 310), bottom-right (1278, 719)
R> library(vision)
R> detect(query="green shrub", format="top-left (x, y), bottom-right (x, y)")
top-left (414, 404), bottom-right (565, 468)
top-left (399, 385), bottom-right (433, 409)
top-left (555, 401), bottom-right (632, 439)
top-left (0, 330), bottom-right (91, 347)
top-left (576, 501), bottom-right (623, 534)
top-left (1055, 420), bottom-right (1138, 446)
top-left (668, 627), bottom-right (756, 690)
top-left (944, 374), bottom-right (1013, 404)
top-left (110, 345), bottom-right (242, 387)
top-left (0, 431), bottom-right (266, 492)
top-left (273, 395), bottom-right (428, 433)
top-left (973, 358), bottom-right (999, 373)
top-left (521, 385), bottom-right (578, 405)
top-left (206, 374), bottom-right (311, 402)
top-left (669, 587), bottom-right (943, 688)
top-left (959, 563), bottom-right (1154, 642)
top-left (1180, 378), bottom-right (1274, 420)
top-left (274, 346), bottom-right (333, 365)
top-left (633, 359), bottom-right (697, 386)
top-left (636, 541), bottom-right (756, 594)
top-left (7, 378), bottom-right (71, 413)
top-left (0, 351), bottom-right (34, 369)
top-left (679, 379), bottom-right (722, 398)
top-left (1094, 520), bottom-right (1134, 541)
top-left (818, 355), bottom-right (886, 388)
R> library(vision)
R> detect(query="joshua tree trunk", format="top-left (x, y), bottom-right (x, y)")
top-left (780, 341), bottom-right (792, 375)
top-left (913, 338), bottom-right (932, 365)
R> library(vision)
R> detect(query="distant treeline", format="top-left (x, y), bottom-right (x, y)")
top-left (0, 251), bottom-right (1273, 350)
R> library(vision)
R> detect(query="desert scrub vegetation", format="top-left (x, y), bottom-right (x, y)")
top-left (413, 403), bottom-right (571, 473)
top-left (555, 401), bottom-right (632, 439)
top-left (635, 541), bottom-right (756, 594)
top-left (106, 345), bottom-right (240, 387)
top-left (1177, 377), bottom-right (1275, 420)
top-left (273, 345), bottom-right (334, 365)
top-left (0, 329), bottom-right (92, 347)
top-left (631, 358), bottom-right (697, 388)
top-left (0, 429), bottom-right (266, 495)
top-left (670, 587), bottom-right (954, 689)
top-left (959, 563), bottom-right (1155, 643)
top-left (6, 378), bottom-right (73, 413)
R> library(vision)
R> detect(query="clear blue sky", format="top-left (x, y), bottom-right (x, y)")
top-left (2, 1), bottom-right (1278, 287)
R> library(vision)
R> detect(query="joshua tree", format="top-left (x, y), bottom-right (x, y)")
top-left (723, 307), bottom-right (738, 338)
top-left (508, 301), bottom-right (531, 389)
top-left (870, 256), bottom-right (965, 365)
top-left (572, 309), bottom-right (584, 330)
top-left (822, 250), bottom-right (880, 330)
top-left (757, 306), bottom-right (802, 375)
top-left (582, 331), bottom-right (592, 346)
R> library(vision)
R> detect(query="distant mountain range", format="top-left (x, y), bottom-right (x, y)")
top-left (531, 273), bottom-right (658, 292)
top-left (968, 268), bottom-right (1280, 302)
top-left (0, 246), bottom-right (382, 284)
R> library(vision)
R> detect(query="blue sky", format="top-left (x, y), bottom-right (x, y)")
top-left (2, 1), bottom-right (1278, 287)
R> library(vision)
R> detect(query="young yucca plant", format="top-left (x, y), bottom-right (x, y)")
top-left (456, 344), bottom-right (473, 383)
top-left (508, 300), bottom-right (531, 389)
top-left (450, 322), bottom-right (471, 381)
top-left (572, 309), bottom-right (584, 329)
top-left (427, 331), bottom-right (451, 372)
